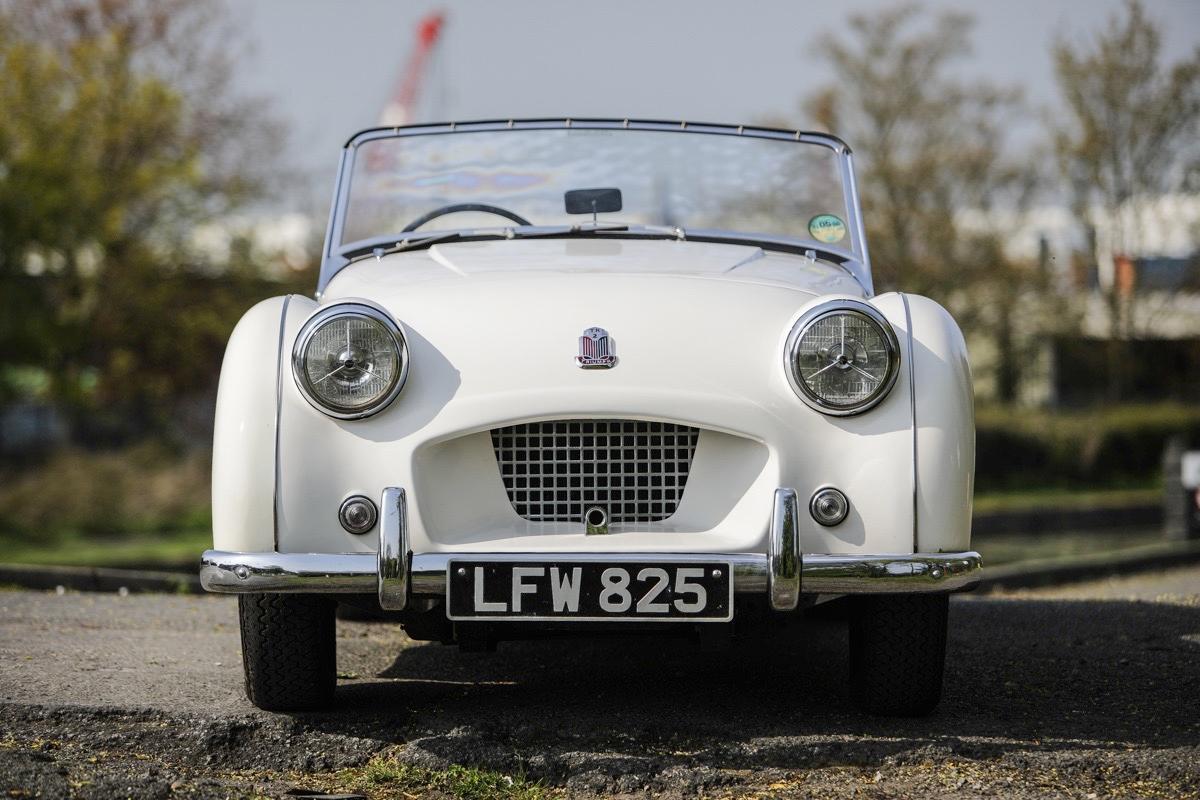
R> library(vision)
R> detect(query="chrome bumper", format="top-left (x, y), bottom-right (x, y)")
top-left (200, 487), bottom-right (982, 610)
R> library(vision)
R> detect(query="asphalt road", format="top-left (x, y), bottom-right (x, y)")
top-left (2, 566), bottom-right (1198, 799)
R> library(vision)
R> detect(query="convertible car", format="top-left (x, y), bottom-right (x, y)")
top-left (201, 119), bottom-right (979, 716)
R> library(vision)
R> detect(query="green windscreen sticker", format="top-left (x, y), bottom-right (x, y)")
top-left (808, 214), bottom-right (846, 244)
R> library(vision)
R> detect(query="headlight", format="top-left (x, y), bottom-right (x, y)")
top-left (784, 301), bottom-right (900, 416)
top-left (292, 303), bottom-right (409, 419)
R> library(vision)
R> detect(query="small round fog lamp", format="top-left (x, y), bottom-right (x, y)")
top-left (338, 495), bottom-right (378, 534)
top-left (810, 487), bottom-right (849, 527)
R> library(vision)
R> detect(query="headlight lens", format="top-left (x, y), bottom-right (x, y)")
top-left (292, 303), bottom-right (408, 419)
top-left (785, 302), bottom-right (900, 415)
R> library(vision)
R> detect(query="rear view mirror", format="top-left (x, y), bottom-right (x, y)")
top-left (565, 187), bottom-right (623, 215)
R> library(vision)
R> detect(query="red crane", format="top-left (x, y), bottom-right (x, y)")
top-left (379, 10), bottom-right (447, 127)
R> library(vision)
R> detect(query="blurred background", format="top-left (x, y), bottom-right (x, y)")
top-left (1, 0), bottom-right (1197, 572)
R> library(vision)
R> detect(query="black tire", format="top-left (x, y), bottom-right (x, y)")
top-left (238, 593), bottom-right (336, 711)
top-left (848, 594), bottom-right (948, 717)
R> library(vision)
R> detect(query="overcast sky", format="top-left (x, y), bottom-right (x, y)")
top-left (233, 0), bottom-right (1200, 214)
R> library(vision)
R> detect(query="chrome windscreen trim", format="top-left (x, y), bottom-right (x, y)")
top-left (768, 488), bottom-right (800, 610)
top-left (377, 487), bottom-right (409, 610)
top-left (343, 118), bottom-right (850, 152)
top-left (319, 118), bottom-right (870, 293)
top-left (318, 148), bottom-right (349, 294)
top-left (841, 150), bottom-right (873, 294)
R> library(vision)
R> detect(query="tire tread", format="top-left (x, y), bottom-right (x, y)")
top-left (238, 593), bottom-right (335, 711)
top-left (849, 594), bottom-right (948, 716)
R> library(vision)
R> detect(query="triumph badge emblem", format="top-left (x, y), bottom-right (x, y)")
top-left (576, 326), bottom-right (616, 369)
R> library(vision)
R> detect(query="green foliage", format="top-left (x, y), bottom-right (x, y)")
top-left (976, 403), bottom-right (1200, 491)
top-left (1051, 0), bottom-right (1200, 400)
top-left (0, 442), bottom-right (210, 542)
top-left (1053, 0), bottom-right (1200, 247)
top-left (804, 5), bottom-right (1066, 403)
top-left (974, 527), bottom-right (1163, 567)
top-left (0, 528), bottom-right (212, 570)
top-left (972, 486), bottom-right (1160, 515)
top-left (339, 757), bottom-right (548, 800)
top-left (806, 6), bottom-right (1028, 294)
top-left (0, 0), bottom-right (309, 431)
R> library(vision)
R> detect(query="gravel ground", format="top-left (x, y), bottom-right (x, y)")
top-left (1, 565), bottom-right (1198, 799)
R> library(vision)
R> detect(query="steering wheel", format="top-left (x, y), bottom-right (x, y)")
top-left (401, 203), bottom-right (532, 232)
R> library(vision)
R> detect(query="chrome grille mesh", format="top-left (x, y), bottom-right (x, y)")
top-left (490, 420), bottom-right (700, 523)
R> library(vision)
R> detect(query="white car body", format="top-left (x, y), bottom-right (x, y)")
top-left (202, 119), bottom-right (979, 714)
top-left (211, 238), bottom-right (974, 562)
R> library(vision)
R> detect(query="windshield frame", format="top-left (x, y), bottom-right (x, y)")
top-left (319, 118), bottom-right (873, 295)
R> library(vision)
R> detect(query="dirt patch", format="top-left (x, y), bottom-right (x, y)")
top-left (2, 582), bottom-right (1199, 798)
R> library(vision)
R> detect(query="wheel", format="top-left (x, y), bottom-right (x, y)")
top-left (848, 594), bottom-right (948, 716)
top-left (238, 594), bottom-right (336, 711)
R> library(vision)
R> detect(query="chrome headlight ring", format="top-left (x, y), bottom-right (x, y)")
top-left (784, 299), bottom-right (901, 416)
top-left (292, 302), bottom-right (410, 420)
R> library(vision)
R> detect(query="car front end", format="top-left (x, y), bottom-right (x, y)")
top-left (201, 119), bottom-right (979, 715)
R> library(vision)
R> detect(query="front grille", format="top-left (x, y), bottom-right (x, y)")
top-left (490, 419), bottom-right (700, 523)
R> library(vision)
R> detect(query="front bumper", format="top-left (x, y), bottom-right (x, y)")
top-left (200, 487), bottom-right (982, 610)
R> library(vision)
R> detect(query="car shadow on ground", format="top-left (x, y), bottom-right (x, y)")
top-left (302, 597), bottom-right (1200, 776)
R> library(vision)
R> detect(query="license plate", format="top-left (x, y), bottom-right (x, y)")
top-left (446, 559), bottom-right (733, 622)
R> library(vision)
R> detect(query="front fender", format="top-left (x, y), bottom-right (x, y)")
top-left (905, 294), bottom-right (975, 552)
top-left (211, 295), bottom-right (314, 552)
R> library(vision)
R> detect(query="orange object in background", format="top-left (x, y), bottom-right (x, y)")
top-left (380, 11), bottom-right (446, 127)
top-left (1115, 254), bottom-right (1136, 295)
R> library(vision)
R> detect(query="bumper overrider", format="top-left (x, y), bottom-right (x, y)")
top-left (200, 488), bottom-right (982, 611)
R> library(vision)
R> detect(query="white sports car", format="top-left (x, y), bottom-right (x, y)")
top-left (201, 119), bottom-right (979, 716)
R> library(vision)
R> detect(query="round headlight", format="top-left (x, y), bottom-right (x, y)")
top-left (785, 301), bottom-right (900, 415)
top-left (292, 303), bottom-right (408, 419)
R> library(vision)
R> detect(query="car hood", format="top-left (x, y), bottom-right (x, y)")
top-left (277, 236), bottom-right (909, 557)
top-left (313, 238), bottom-right (874, 434)
top-left (322, 238), bottom-right (865, 298)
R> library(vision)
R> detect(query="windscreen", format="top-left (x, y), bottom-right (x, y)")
top-left (340, 128), bottom-right (856, 254)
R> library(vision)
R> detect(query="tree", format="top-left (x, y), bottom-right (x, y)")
top-left (804, 4), bottom-right (1057, 403)
top-left (0, 0), bottom-right (301, 437)
top-left (1052, 0), bottom-right (1200, 400)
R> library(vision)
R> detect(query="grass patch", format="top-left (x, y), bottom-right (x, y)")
top-left (974, 526), bottom-right (1163, 566)
top-left (973, 485), bottom-right (1161, 514)
top-left (976, 402), bottom-right (1200, 491)
top-left (0, 443), bottom-right (210, 540)
top-left (0, 528), bottom-right (210, 569)
top-left (0, 443), bottom-right (210, 568)
top-left (332, 756), bottom-right (548, 800)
